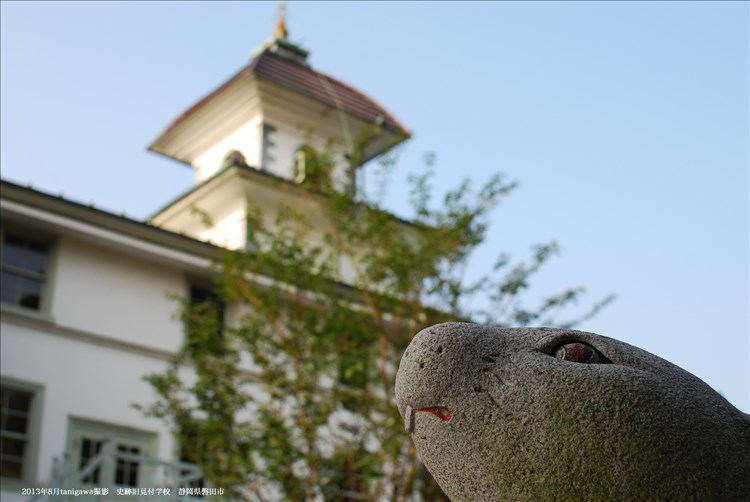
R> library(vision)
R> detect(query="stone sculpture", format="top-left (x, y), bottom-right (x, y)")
top-left (395, 322), bottom-right (750, 501)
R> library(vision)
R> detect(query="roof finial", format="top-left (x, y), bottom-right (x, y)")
top-left (273, 1), bottom-right (288, 40)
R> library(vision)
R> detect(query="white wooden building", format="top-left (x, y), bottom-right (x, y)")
top-left (0, 13), bottom-right (408, 500)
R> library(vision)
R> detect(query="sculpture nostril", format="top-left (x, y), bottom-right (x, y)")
top-left (437, 345), bottom-right (443, 354)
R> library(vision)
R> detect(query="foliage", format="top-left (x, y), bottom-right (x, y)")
top-left (142, 138), bottom-right (613, 501)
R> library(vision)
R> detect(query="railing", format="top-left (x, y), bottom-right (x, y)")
top-left (31, 438), bottom-right (208, 501)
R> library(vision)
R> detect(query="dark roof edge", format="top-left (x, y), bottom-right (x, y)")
top-left (0, 179), bottom-right (220, 260)
top-left (315, 67), bottom-right (411, 134)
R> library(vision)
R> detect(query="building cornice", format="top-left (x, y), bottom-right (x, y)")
top-left (1, 180), bottom-right (220, 270)
top-left (148, 161), bottom-right (420, 231)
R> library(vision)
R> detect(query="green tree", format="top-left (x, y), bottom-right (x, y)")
top-left (142, 141), bottom-right (613, 501)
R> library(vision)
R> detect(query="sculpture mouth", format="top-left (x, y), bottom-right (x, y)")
top-left (404, 405), bottom-right (453, 432)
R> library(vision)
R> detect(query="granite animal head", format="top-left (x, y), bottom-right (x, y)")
top-left (395, 322), bottom-right (750, 501)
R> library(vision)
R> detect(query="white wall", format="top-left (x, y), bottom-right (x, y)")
top-left (0, 228), bottom-right (216, 494)
top-left (262, 121), bottom-right (299, 180)
top-left (0, 322), bottom-right (176, 488)
top-left (51, 236), bottom-right (186, 353)
top-left (193, 117), bottom-right (263, 182)
top-left (197, 206), bottom-right (247, 250)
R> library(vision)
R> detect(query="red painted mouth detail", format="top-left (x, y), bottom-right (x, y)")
top-left (413, 406), bottom-right (453, 422)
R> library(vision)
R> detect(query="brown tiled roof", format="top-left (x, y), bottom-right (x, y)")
top-left (252, 51), bottom-right (408, 132)
top-left (153, 49), bottom-right (409, 145)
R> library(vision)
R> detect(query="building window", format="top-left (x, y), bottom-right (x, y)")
top-left (293, 144), bottom-right (333, 191)
top-left (1, 231), bottom-right (51, 311)
top-left (261, 123), bottom-right (277, 170)
top-left (67, 418), bottom-right (156, 489)
top-left (187, 282), bottom-right (225, 345)
top-left (0, 382), bottom-right (41, 482)
top-left (79, 438), bottom-right (103, 484)
top-left (115, 445), bottom-right (141, 487)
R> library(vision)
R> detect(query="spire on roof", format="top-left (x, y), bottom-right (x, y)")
top-left (252, 1), bottom-right (310, 67)
top-left (272, 1), bottom-right (288, 40)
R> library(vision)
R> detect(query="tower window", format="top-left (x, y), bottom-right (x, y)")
top-left (261, 123), bottom-right (277, 170)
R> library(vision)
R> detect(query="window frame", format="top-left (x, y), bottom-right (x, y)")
top-left (0, 377), bottom-right (44, 487)
top-left (0, 225), bottom-right (57, 320)
top-left (65, 417), bottom-right (157, 490)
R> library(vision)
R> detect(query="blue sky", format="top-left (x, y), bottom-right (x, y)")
top-left (1, 2), bottom-right (747, 411)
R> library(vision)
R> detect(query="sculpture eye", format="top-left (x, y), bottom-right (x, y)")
top-left (554, 342), bottom-right (605, 364)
